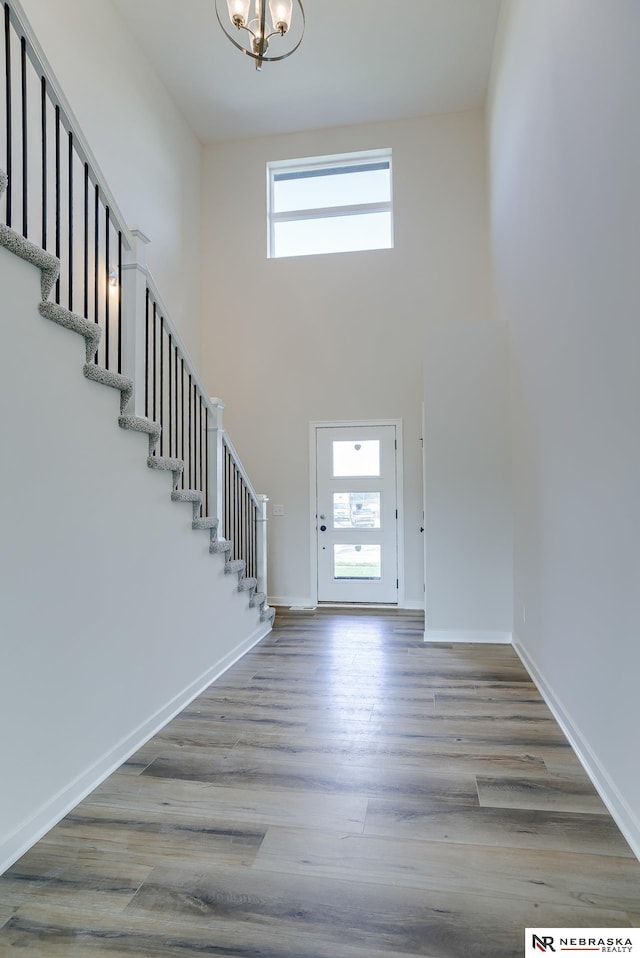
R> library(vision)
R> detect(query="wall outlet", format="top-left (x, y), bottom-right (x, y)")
top-left (272, 504), bottom-right (285, 516)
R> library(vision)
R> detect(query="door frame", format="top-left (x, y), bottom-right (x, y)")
top-left (309, 419), bottom-right (405, 608)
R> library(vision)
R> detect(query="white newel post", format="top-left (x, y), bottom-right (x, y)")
top-left (207, 398), bottom-right (225, 532)
top-left (256, 494), bottom-right (269, 597)
top-left (120, 229), bottom-right (151, 417)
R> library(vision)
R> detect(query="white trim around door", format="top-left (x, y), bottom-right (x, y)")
top-left (309, 419), bottom-right (405, 608)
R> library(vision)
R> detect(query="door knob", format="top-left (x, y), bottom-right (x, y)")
top-left (320, 524), bottom-right (327, 532)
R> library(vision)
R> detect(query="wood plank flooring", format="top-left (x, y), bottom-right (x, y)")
top-left (1, 608), bottom-right (639, 957)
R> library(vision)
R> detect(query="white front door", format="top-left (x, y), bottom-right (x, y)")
top-left (315, 424), bottom-right (398, 603)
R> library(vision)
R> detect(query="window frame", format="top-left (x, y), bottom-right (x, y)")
top-left (267, 148), bottom-right (393, 259)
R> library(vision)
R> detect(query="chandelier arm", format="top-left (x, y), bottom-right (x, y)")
top-left (237, 21), bottom-right (258, 41)
top-left (214, 0), bottom-right (305, 65)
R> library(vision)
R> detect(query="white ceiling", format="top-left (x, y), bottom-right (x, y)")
top-left (112, 0), bottom-right (503, 144)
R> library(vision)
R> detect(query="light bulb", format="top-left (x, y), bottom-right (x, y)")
top-left (269, 0), bottom-right (292, 33)
top-left (227, 0), bottom-right (250, 27)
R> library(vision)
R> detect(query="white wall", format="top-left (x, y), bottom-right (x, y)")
top-left (489, 0), bottom-right (640, 854)
top-left (423, 322), bottom-right (512, 640)
top-left (16, 0), bottom-right (203, 365)
top-left (201, 112), bottom-right (492, 607)
top-left (0, 245), bottom-right (266, 874)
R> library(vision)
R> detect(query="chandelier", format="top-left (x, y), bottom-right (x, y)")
top-left (216, 0), bottom-right (305, 71)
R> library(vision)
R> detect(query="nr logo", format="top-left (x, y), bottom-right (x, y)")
top-left (532, 936), bottom-right (556, 953)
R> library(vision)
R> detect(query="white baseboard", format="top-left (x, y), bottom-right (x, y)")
top-left (270, 596), bottom-right (425, 612)
top-left (0, 621), bottom-right (270, 876)
top-left (424, 628), bottom-right (512, 644)
top-left (268, 596), bottom-right (311, 609)
top-left (513, 635), bottom-right (640, 862)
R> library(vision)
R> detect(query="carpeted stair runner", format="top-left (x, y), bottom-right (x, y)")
top-left (0, 167), bottom-right (273, 626)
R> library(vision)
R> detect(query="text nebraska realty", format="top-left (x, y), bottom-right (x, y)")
top-left (558, 938), bottom-right (632, 953)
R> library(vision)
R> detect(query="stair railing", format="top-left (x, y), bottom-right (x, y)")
top-left (1, 0), bottom-right (269, 604)
top-left (1, 0), bottom-right (131, 372)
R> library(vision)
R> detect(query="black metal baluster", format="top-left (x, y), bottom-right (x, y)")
top-left (93, 183), bottom-right (99, 355)
top-left (227, 450), bottom-right (232, 550)
top-left (253, 500), bottom-right (257, 580)
top-left (83, 164), bottom-right (89, 318)
top-left (229, 451), bottom-right (233, 551)
top-left (180, 360), bottom-right (185, 489)
top-left (204, 410), bottom-right (209, 517)
top-left (194, 383), bottom-right (199, 492)
top-left (240, 483), bottom-right (244, 568)
top-left (68, 131), bottom-right (73, 310)
top-left (54, 104), bottom-right (60, 302)
top-left (168, 334), bottom-right (173, 458)
top-left (246, 493), bottom-right (250, 578)
top-left (250, 494), bottom-right (255, 580)
top-left (152, 301), bottom-right (157, 423)
top-left (199, 397), bottom-right (204, 499)
top-left (240, 471), bottom-right (244, 566)
top-left (144, 288), bottom-right (149, 417)
top-left (4, 4), bottom-right (12, 227)
top-left (191, 383), bottom-right (195, 490)
top-left (235, 465), bottom-right (240, 564)
top-left (246, 495), bottom-right (250, 577)
top-left (41, 76), bottom-right (46, 248)
top-left (104, 206), bottom-right (110, 369)
top-left (224, 446), bottom-right (229, 544)
top-left (20, 34), bottom-right (26, 237)
top-left (159, 318), bottom-right (164, 456)
top-left (174, 346), bottom-right (184, 489)
top-left (117, 231), bottom-right (122, 373)
top-left (188, 373), bottom-right (192, 490)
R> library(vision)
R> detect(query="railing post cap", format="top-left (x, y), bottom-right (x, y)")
top-left (209, 397), bottom-right (225, 409)
top-left (124, 228), bottom-right (151, 269)
top-left (129, 227), bottom-right (151, 244)
top-left (258, 494), bottom-right (269, 502)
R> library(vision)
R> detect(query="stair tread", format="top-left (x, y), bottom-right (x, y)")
top-left (192, 517), bottom-right (218, 531)
top-left (39, 301), bottom-right (101, 362)
top-left (238, 577), bottom-right (257, 592)
top-left (147, 455), bottom-right (184, 472)
top-left (225, 559), bottom-right (246, 574)
top-left (118, 415), bottom-right (161, 435)
top-left (210, 539), bottom-right (232, 554)
top-left (83, 364), bottom-right (133, 414)
top-left (0, 223), bottom-right (59, 299)
top-left (171, 489), bottom-right (202, 502)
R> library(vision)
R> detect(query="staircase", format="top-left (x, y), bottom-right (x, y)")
top-left (0, 0), bottom-right (274, 876)
top-left (0, 170), bottom-right (274, 626)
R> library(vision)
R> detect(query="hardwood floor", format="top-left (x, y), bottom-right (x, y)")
top-left (1, 608), bottom-right (639, 957)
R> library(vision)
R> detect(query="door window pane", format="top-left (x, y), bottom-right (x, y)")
top-left (333, 492), bottom-right (381, 529)
top-left (333, 440), bottom-right (380, 477)
top-left (333, 544), bottom-right (381, 580)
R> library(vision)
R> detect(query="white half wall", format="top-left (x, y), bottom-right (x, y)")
top-left (489, 0), bottom-right (640, 856)
top-left (0, 245), bottom-right (266, 874)
top-left (16, 0), bottom-right (203, 365)
top-left (423, 322), bottom-right (512, 639)
top-left (201, 112), bottom-right (492, 607)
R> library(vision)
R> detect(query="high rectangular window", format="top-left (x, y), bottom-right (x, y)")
top-left (267, 150), bottom-right (393, 259)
